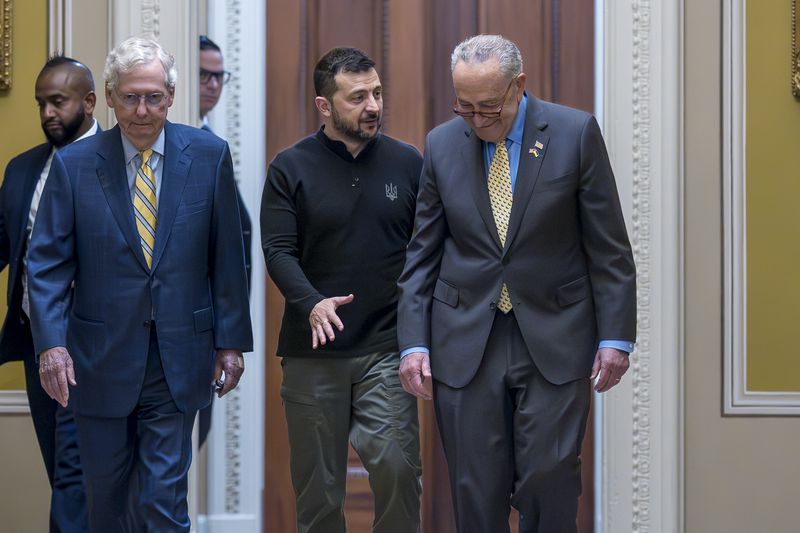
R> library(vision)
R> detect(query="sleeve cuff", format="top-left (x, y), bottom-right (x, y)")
top-left (400, 346), bottom-right (429, 358)
top-left (599, 340), bottom-right (635, 354)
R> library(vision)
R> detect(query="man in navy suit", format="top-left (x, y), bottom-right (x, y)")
top-left (398, 35), bottom-right (636, 532)
top-left (0, 55), bottom-right (96, 532)
top-left (27, 37), bottom-right (253, 532)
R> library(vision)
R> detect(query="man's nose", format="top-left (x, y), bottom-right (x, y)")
top-left (41, 104), bottom-right (56, 119)
top-left (135, 97), bottom-right (149, 115)
top-left (471, 114), bottom-right (494, 129)
top-left (365, 94), bottom-right (380, 112)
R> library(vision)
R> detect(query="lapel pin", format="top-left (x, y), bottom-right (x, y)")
top-left (535, 141), bottom-right (544, 150)
top-left (529, 148), bottom-right (540, 158)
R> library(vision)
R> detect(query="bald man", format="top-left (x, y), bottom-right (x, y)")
top-left (0, 55), bottom-right (97, 532)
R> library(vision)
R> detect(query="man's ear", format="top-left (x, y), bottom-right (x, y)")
top-left (105, 86), bottom-right (115, 109)
top-left (83, 91), bottom-right (97, 114)
top-left (515, 73), bottom-right (528, 100)
top-left (314, 96), bottom-right (332, 117)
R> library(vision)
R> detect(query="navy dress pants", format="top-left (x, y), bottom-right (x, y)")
top-left (74, 328), bottom-right (196, 533)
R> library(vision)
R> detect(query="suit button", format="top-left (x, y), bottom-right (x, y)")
top-left (143, 320), bottom-right (151, 327)
top-left (489, 302), bottom-right (496, 310)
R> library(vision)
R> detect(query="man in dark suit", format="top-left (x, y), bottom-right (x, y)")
top-left (398, 35), bottom-right (637, 532)
top-left (196, 35), bottom-right (253, 447)
top-left (198, 35), bottom-right (251, 288)
top-left (0, 55), bottom-right (96, 532)
top-left (27, 37), bottom-right (253, 532)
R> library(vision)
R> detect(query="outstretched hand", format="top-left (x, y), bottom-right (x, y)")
top-left (309, 294), bottom-right (354, 349)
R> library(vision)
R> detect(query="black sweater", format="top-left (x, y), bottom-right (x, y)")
top-left (261, 128), bottom-right (422, 358)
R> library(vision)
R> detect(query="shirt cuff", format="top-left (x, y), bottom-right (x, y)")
top-left (400, 346), bottom-right (429, 358)
top-left (599, 340), bottom-right (635, 354)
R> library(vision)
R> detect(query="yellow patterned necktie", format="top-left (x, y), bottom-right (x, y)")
top-left (134, 149), bottom-right (157, 268)
top-left (487, 139), bottom-right (513, 313)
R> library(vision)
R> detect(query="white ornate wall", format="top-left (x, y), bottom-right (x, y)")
top-left (598, 0), bottom-right (683, 531)
top-left (201, 1), bottom-right (267, 532)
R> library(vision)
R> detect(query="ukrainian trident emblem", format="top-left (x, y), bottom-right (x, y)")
top-left (385, 182), bottom-right (398, 201)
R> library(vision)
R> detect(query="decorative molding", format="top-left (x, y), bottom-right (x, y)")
top-left (601, 0), bottom-right (683, 531)
top-left (723, 0), bottom-right (800, 415)
top-left (793, 0), bottom-right (799, 96)
top-left (140, 0), bottom-right (160, 40)
top-left (0, 0), bottom-right (12, 91)
top-left (224, 389), bottom-right (243, 513)
top-left (48, 0), bottom-right (72, 56)
top-left (202, 0), bottom-right (266, 530)
top-left (222, 0), bottom-right (244, 515)
top-left (630, 1), bottom-right (652, 529)
top-left (224, 0), bottom-right (243, 185)
top-left (0, 391), bottom-right (30, 414)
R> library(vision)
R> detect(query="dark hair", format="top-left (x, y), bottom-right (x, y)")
top-left (200, 35), bottom-right (222, 53)
top-left (313, 47), bottom-right (375, 99)
top-left (39, 54), bottom-right (95, 91)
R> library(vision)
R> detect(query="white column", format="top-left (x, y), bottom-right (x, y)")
top-left (598, 0), bottom-right (683, 532)
top-left (198, 1), bottom-right (266, 532)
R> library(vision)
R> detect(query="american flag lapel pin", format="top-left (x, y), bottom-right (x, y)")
top-left (530, 140), bottom-right (544, 158)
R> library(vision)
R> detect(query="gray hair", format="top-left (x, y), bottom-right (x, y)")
top-left (104, 36), bottom-right (178, 89)
top-left (450, 34), bottom-right (523, 79)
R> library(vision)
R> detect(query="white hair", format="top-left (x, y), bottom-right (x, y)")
top-left (104, 36), bottom-right (177, 89)
top-left (450, 34), bottom-right (523, 79)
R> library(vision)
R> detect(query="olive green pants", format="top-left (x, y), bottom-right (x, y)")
top-left (281, 351), bottom-right (422, 533)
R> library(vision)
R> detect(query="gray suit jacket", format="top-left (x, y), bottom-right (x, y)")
top-left (397, 96), bottom-right (636, 387)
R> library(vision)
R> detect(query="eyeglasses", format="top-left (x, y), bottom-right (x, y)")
top-left (114, 90), bottom-right (169, 109)
top-left (200, 68), bottom-right (231, 85)
top-left (452, 78), bottom-right (517, 122)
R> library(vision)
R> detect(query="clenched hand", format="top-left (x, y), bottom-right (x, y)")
top-left (213, 349), bottom-right (245, 397)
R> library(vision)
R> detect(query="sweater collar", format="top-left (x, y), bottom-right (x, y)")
top-left (316, 126), bottom-right (380, 162)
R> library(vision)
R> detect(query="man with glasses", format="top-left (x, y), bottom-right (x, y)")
top-left (0, 55), bottom-right (96, 533)
top-left (262, 47), bottom-right (422, 533)
top-left (27, 37), bottom-right (252, 532)
top-left (196, 35), bottom-right (252, 448)
top-left (398, 34), bottom-right (636, 532)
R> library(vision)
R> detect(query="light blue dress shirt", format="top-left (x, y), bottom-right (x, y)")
top-left (120, 129), bottom-right (166, 205)
top-left (401, 95), bottom-right (634, 358)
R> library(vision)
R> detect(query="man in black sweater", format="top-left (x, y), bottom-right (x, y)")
top-left (261, 47), bottom-right (422, 532)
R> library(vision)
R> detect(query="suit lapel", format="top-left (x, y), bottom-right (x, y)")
top-left (503, 98), bottom-right (549, 256)
top-left (14, 145), bottom-right (52, 254)
top-left (462, 128), bottom-right (502, 250)
top-left (150, 122), bottom-right (191, 272)
top-left (96, 126), bottom-right (150, 272)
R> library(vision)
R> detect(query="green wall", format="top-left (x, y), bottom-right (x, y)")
top-left (0, 1), bottom-right (48, 390)
top-left (746, 0), bottom-right (800, 391)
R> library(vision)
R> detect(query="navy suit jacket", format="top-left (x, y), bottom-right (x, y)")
top-left (27, 122), bottom-right (253, 417)
top-left (398, 97), bottom-right (636, 387)
top-left (0, 143), bottom-right (52, 364)
top-left (200, 123), bottom-right (252, 289)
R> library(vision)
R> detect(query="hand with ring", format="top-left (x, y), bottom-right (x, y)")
top-left (590, 347), bottom-right (630, 393)
top-left (212, 349), bottom-right (245, 398)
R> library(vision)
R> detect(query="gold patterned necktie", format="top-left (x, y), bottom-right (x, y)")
top-left (487, 139), bottom-right (513, 313)
top-left (134, 148), bottom-right (157, 268)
